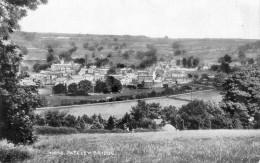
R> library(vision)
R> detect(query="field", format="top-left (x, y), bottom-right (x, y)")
top-left (41, 87), bottom-right (164, 106)
top-left (172, 89), bottom-right (223, 102)
top-left (25, 130), bottom-right (260, 162)
top-left (36, 90), bottom-right (221, 119)
top-left (36, 97), bottom-right (189, 119)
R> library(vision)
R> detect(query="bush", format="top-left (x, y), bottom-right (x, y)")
top-left (34, 126), bottom-right (77, 135)
top-left (0, 139), bottom-right (33, 162)
top-left (52, 84), bottom-right (66, 94)
top-left (81, 129), bottom-right (111, 134)
top-left (134, 128), bottom-right (158, 133)
top-left (43, 110), bottom-right (68, 127)
top-left (110, 128), bottom-right (129, 133)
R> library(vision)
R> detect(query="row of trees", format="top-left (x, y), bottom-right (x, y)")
top-left (52, 76), bottom-right (122, 95)
top-left (176, 56), bottom-right (200, 68)
top-left (36, 95), bottom-right (260, 133)
top-left (53, 80), bottom-right (92, 95)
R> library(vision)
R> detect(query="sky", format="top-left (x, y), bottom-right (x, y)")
top-left (20, 0), bottom-right (260, 39)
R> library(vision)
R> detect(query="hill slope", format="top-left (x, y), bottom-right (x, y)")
top-left (11, 31), bottom-right (257, 70)
top-left (27, 130), bottom-right (260, 162)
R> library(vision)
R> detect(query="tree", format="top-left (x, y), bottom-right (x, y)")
top-left (43, 110), bottom-right (67, 127)
top-left (238, 50), bottom-right (246, 60)
top-left (135, 51), bottom-right (144, 59)
top-left (107, 67), bottom-right (116, 75)
top-left (74, 58), bottom-right (85, 65)
top-left (67, 83), bottom-right (78, 95)
top-left (20, 46), bottom-right (28, 55)
top-left (46, 46), bottom-right (55, 63)
top-left (210, 64), bottom-right (219, 71)
top-left (92, 52), bottom-right (95, 58)
top-left (106, 76), bottom-right (122, 92)
top-left (182, 58), bottom-right (187, 67)
top-left (107, 53), bottom-right (112, 57)
top-left (105, 116), bottom-right (115, 130)
top-left (219, 62), bottom-right (231, 74)
top-left (178, 100), bottom-right (212, 129)
top-left (213, 72), bottom-right (227, 88)
top-left (88, 46), bottom-right (95, 51)
top-left (97, 46), bottom-right (104, 51)
top-left (69, 41), bottom-right (75, 46)
top-left (174, 50), bottom-right (181, 56)
top-left (0, 0), bottom-right (47, 145)
top-left (78, 80), bottom-right (92, 95)
top-left (33, 62), bottom-right (51, 72)
top-left (218, 54), bottom-right (232, 73)
top-left (52, 84), bottom-right (67, 94)
top-left (160, 105), bottom-right (180, 129)
top-left (117, 63), bottom-right (126, 68)
top-left (94, 57), bottom-right (109, 67)
top-left (95, 80), bottom-right (109, 93)
top-left (193, 58), bottom-right (200, 67)
top-left (187, 56), bottom-right (193, 68)
top-left (223, 54), bottom-right (232, 63)
top-left (122, 51), bottom-right (129, 59)
top-left (130, 100), bottom-right (161, 128)
top-left (59, 51), bottom-right (72, 62)
top-left (248, 58), bottom-right (255, 65)
top-left (200, 73), bottom-right (209, 81)
top-left (221, 66), bottom-right (260, 126)
top-left (83, 42), bottom-right (89, 49)
top-left (176, 59), bottom-right (181, 65)
top-left (172, 42), bottom-right (181, 50)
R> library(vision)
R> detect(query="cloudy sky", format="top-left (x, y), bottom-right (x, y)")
top-left (20, 0), bottom-right (260, 39)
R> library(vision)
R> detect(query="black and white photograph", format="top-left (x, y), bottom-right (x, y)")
top-left (0, 0), bottom-right (260, 162)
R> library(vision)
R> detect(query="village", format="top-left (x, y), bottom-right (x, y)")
top-left (18, 56), bottom-right (208, 93)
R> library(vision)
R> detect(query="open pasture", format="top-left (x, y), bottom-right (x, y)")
top-left (27, 130), bottom-right (260, 163)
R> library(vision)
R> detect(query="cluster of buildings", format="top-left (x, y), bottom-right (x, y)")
top-left (20, 58), bottom-right (197, 89)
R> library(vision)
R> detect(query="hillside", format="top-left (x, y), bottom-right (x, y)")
top-left (11, 31), bottom-right (257, 70)
top-left (21, 130), bottom-right (260, 162)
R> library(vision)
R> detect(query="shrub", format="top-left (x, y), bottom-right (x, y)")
top-left (34, 126), bottom-right (77, 135)
top-left (0, 139), bottom-right (33, 162)
top-left (52, 84), bottom-right (66, 94)
top-left (43, 110), bottom-right (68, 127)
top-left (105, 116), bottom-right (115, 130)
top-left (81, 129), bottom-right (111, 134)
top-left (134, 128), bottom-right (158, 133)
top-left (110, 128), bottom-right (129, 133)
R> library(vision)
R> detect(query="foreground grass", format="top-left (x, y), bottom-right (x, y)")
top-left (22, 130), bottom-right (260, 163)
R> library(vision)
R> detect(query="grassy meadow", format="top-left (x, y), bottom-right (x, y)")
top-left (36, 90), bottom-right (221, 119)
top-left (36, 97), bottom-right (188, 119)
top-left (41, 87), bottom-right (164, 106)
top-left (23, 130), bottom-right (260, 162)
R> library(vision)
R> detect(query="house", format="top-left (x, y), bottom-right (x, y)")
top-left (19, 78), bottom-right (37, 86)
top-left (120, 77), bottom-right (133, 85)
top-left (153, 79), bottom-right (163, 87)
top-left (143, 80), bottom-right (154, 89)
top-left (94, 73), bottom-right (105, 81)
top-left (51, 59), bottom-right (81, 72)
top-left (98, 68), bottom-right (109, 75)
top-left (110, 74), bottom-right (123, 81)
top-left (137, 71), bottom-right (153, 83)
top-left (78, 67), bottom-right (88, 76)
top-left (84, 73), bottom-right (95, 82)
top-left (229, 62), bottom-right (242, 67)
